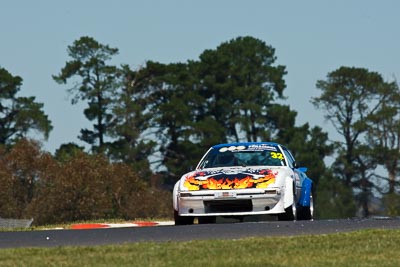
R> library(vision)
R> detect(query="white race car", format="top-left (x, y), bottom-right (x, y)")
top-left (173, 142), bottom-right (314, 225)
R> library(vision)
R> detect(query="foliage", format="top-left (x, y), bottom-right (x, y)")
top-left (54, 142), bottom-right (85, 162)
top-left (313, 67), bottom-right (390, 184)
top-left (0, 67), bottom-right (52, 145)
top-left (382, 193), bottom-right (400, 216)
top-left (197, 36), bottom-right (286, 142)
top-left (5, 36), bottom-right (400, 221)
top-left (53, 36), bottom-right (119, 152)
top-left (316, 173), bottom-right (357, 219)
top-left (0, 139), bottom-right (171, 225)
top-left (312, 66), bottom-right (397, 217)
top-left (143, 36), bottom-right (290, 183)
top-left (365, 83), bottom-right (400, 193)
top-left (272, 107), bottom-right (335, 188)
top-left (142, 61), bottom-right (207, 179)
top-left (106, 64), bottom-right (156, 179)
top-left (0, 139), bottom-right (48, 218)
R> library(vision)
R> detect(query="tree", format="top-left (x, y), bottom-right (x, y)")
top-left (53, 36), bottom-right (119, 153)
top-left (147, 36), bottom-right (288, 184)
top-left (365, 82), bottom-right (400, 194)
top-left (312, 66), bottom-right (395, 217)
top-left (268, 104), bottom-right (335, 215)
top-left (197, 36), bottom-right (287, 142)
top-left (146, 61), bottom-right (206, 183)
top-left (278, 123), bottom-right (335, 189)
top-left (0, 138), bottom-right (172, 224)
top-left (54, 142), bottom-right (85, 162)
top-left (0, 139), bottom-right (51, 219)
top-left (316, 171), bottom-right (357, 219)
top-left (0, 67), bottom-right (52, 145)
top-left (107, 64), bottom-right (156, 179)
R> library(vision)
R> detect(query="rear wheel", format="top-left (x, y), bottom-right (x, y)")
top-left (174, 210), bottom-right (194, 225)
top-left (297, 192), bottom-right (314, 221)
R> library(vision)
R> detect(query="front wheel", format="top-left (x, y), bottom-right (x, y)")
top-left (198, 216), bottom-right (216, 224)
top-left (174, 210), bottom-right (194, 225)
top-left (278, 184), bottom-right (297, 221)
top-left (277, 205), bottom-right (296, 221)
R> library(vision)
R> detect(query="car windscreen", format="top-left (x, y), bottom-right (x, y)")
top-left (198, 145), bottom-right (286, 168)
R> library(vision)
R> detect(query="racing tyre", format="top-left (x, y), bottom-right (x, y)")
top-left (174, 210), bottom-right (194, 225)
top-left (297, 192), bottom-right (314, 221)
top-left (277, 205), bottom-right (296, 221)
top-left (198, 216), bottom-right (216, 224)
top-left (278, 184), bottom-right (297, 221)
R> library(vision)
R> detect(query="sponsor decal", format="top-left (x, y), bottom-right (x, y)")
top-left (219, 145), bottom-right (246, 152)
top-left (247, 144), bottom-right (278, 151)
top-left (219, 144), bottom-right (279, 152)
top-left (183, 169), bottom-right (276, 191)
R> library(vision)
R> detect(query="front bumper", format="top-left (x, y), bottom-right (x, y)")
top-left (177, 187), bottom-right (285, 217)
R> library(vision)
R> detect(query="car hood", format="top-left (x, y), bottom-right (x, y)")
top-left (179, 166), bottom-right (290, 191)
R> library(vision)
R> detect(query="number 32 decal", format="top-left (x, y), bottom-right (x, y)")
top-left (271, 152), bottom-right (284, 160)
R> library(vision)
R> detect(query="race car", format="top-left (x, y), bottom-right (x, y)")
top-left (173, 142), bottom-right (314, 225)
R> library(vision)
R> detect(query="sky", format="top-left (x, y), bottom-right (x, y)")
top-left (1, 0), bottom-right (399, 153)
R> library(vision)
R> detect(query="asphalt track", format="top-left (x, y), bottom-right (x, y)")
top-left (1, 218), bottom-right (400, 249)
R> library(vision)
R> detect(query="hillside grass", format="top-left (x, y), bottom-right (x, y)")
top-left (1, 229), bottom-right (399, 267)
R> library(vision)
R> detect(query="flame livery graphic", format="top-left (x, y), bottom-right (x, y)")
top-left (183, 169), bottom-right (276, 191)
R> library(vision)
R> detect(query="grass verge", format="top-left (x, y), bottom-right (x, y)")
top-left (0, 229), bottom-right (399, 267)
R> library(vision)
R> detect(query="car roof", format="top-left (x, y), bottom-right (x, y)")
top-left (211, 142), bottom-right (281, 149)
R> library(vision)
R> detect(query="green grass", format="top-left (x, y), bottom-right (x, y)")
top-left (1, 229), bottom-right (400, 267)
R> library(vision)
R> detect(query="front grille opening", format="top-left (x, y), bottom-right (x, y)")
top-left (204, 200), bottom-right (252, 213)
